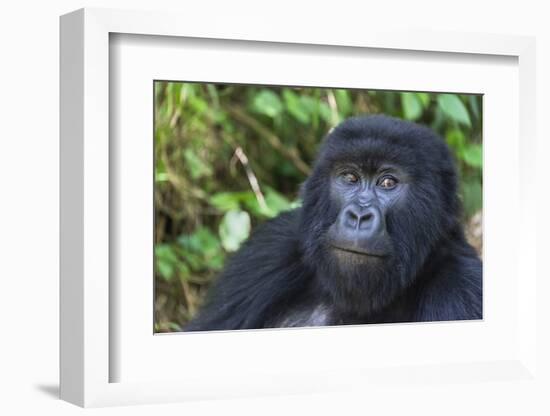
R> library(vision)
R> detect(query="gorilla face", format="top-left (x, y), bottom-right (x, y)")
top-left (299, 116), bottom-right (460, 316)
top-left (326, 161), bottom-right (405, 261)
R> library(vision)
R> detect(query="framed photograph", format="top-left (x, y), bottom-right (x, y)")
top-left (152, 81), bottom-right (484, 334)
top-left (60, 8), bottom-right (538, 408)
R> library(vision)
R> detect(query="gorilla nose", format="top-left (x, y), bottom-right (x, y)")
top-left (342, 204), bottom-right (383, 233)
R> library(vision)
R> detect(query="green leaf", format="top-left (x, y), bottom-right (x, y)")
top-left (188, 95), bottom-right (208, 114)
top-left (155, 172), bottom-right (169, 182)
top-left (183, 149), bottom-right (212, 179)
top-left (210, 191), bottom-right (279, 218)
top-left (401, 92), bottom-right (423, 120)
top-left (437, 94), bottom-right (471, 127)
top-left (167, 322), bottom-right (182, 331)
top-left (290, 199), bottom-right (302, 209)
top-left (155, 244), bottom-right (178, 281)
top-left (416, 92), bottom-right (430, 108)
top-left (239, 188), bottom-right (293, 218)
top-left (334, 89), bottom-right (352, 118)
top-left (283, 89), bottom-right (309, 124)
top-left (219, 210), bottom-right (251, 252)
top-left (251, 90), bottom-right (283, 118)
top-left (299, 95), bottom-right (319, 114)
top-left (157, 261), bottom-right (174, 281)
top-left (462, 144), bottom-right (483, 168)
top-left (209, 192), bottom-right (242, 212)
top-left (445, 129), bottom-right (466, 153)
top-left (237, 192), bottom-right (271, 217)
top-left (468, 95), bottom-right (481, 120)
top-left (264, 188), bottom-right (292, 216)
top-left (318, 102), bottom-right (333, 124)
top-left (178, 227), bottom-right (221, 257)
top-left (172, 83), bottom-right (183, 106)
top-left (461, 180), bottom-right (483, 218)
top-left (183, 252), bottom-right (203, 271)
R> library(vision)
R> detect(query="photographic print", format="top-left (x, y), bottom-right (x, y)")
top-left (154, 83), bottom-right (483, 333)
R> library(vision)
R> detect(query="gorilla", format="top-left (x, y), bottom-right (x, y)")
top-left (185, 115), bottom-right (482, 331)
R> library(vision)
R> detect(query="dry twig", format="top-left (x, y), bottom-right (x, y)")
top-left (233, 146), bottom-right (268, 211)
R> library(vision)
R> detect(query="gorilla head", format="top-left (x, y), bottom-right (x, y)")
top-left (299, 115), bottom-right (461, 317)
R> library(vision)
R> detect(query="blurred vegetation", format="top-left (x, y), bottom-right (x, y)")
top-left (154, 82), bottom-right (482, 332)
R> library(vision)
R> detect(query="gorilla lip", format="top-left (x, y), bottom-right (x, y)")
top-left (330, 245), bottom-right (387, 258)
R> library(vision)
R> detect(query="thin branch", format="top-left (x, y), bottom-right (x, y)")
top-left (179, 277), bottom-right (196, 317)
top-left (327, 90), bottom-right (340, 126)
top-left (234, 146), bottom-right (268, 211)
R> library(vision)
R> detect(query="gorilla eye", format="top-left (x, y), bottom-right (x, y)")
top-left (341, 172), bottom-right (359, 184)
top-left (378, 176), bottom-right (398, 189)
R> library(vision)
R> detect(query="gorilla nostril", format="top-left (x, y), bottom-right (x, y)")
top-left (357, 211), bottom-right (375, 230)
top-left (345, 209), bottom-right (360, 228)
top-left (363, 212), bottom-right (373, 222)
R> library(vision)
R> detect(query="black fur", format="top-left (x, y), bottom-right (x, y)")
top-left (185, 115), bottom-right (482, 331)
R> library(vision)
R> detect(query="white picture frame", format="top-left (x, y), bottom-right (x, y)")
top-left (60, 8), bottom-right (538, 408)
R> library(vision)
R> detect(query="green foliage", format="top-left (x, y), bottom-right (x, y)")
top-left (400, 92), bottom-right (423, 120)
top-left (437, 94), bottom-right (471, 127)
top-left (251, 90), bottom-right (283, 118)
top-left (183, 149), bottom-right (213, 179)
top-left (264, 187), bottom-right (293, 215)
top-left (461, 180), bottom-right (483, 221)
top-left (462, 144), bottom-right (483, 168)
top-left (154, 82), bottom-right (483, 331)
top-left (209, 192), bottom-right (242, 211)
top-left (209, 189), bottom-right (291, 218)
top-left (283, 89), bottom-right (310, 124)
top-left (155, 244), bottom-right (179, 281)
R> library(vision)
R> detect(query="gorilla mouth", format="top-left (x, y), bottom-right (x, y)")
top-left (330, 245), bottom-right (387, 258)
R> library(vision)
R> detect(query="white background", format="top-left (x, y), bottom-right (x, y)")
top-left (1, 1), bottom-right (549, 415)
top-left (112, 35), bottom-right (519, 384)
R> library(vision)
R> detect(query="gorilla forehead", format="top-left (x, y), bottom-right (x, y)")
top-left (317, 115), bottom-right (447, 176)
